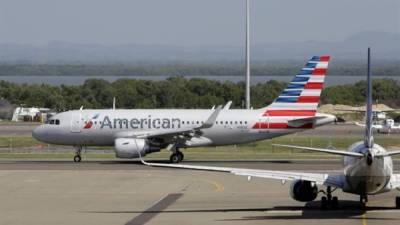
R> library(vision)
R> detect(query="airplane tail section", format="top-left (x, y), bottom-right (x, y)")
top-left (261, 55), bottom-right (330, 117)
top-left (365, 48), bottom-right (374, 148)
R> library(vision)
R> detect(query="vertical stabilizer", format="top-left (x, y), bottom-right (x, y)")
top-left (261, 55), bottom-right (330, 115)
top-left (365, 48), bottom-right (374, 148)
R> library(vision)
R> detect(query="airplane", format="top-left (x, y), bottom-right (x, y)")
top-left (340, 107), bottom-right (400, 133)
top-left (356, 119), bottom-right (400, 134)
top-left (139, 48), bottom-right (400, 209)
top-left (32, 56), bottom-right (335, 163)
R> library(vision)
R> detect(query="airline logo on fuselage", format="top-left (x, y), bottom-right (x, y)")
top-left (100, 115), bottom-right (181, 129)
top-left (83, 113), bottom-right (100, 129)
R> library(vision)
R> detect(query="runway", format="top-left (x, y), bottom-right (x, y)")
top-left (0, 160), bottom-right (399, 225)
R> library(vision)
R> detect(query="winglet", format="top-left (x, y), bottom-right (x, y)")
top-left (223, 101), bottom-right (232, 110)
top-left (200, 105), bottom-right (222, 129)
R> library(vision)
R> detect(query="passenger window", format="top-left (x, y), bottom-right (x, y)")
top-left (240, 121), bottom-right (242, 124)
top-left (230, 121), bottom-right (232, 124)
top-left (50, 120), bottom-right (55, 125)
top-left (55, 119), bottom-right (60, 125)
top-left (182, 121), bottom-right (185, 124)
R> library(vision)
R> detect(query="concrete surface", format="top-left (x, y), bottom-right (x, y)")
top-left (0, 160), bottom-right (399, 225)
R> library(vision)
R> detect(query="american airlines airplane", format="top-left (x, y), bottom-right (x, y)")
top-left (141, 49), bottom-right (400, 209)
top-left (32, 56), bottom-right (335, 163)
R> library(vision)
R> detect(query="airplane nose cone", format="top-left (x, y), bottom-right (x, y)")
top-left (32, 126), bottom-right (46, 142)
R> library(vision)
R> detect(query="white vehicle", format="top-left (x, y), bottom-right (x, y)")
top-left (32, 56), bottom-right (335, 163)
top-left (141, 49), bottom-right (400, 209)
top-left (356, 118), bottom-right (400, 134)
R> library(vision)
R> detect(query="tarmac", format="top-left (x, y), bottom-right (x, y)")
top-left (0, 160), bottom-right (400, 225)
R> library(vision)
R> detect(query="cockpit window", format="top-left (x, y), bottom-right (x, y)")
top-left (47, 119), bottom-right (60, 125)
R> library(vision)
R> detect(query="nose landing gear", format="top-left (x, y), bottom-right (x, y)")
top-left (73, 146), bottom-right (82, 162)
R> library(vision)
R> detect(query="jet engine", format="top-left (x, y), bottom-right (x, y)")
top-left (289, 180), bottom-right (318, 202)
top-left (114, 138), bottom-right (160, 158)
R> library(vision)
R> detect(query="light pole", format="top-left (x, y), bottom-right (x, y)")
top-left (245, 0), bottom-right (251, 109)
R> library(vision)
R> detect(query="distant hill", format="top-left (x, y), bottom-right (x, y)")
top-left (0, 31), bottom-right (399, 63)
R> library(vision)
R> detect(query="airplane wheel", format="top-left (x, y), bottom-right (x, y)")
top-left (73, 155), bottom-right (81, 162)
top-left (396, 197), bottom-right (400, 209)
top-left (331, 196), bottom-right (339, 209)
top-left (321, 196), bottom-right (328, 210)
top-left (170, 153), bottom-right (182, 164)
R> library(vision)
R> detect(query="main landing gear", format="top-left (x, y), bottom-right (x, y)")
top-left (395, 196), bottom-right (400, 209)
top-left (168, 144), bottom-right (184, 163)
top-left (320, 186), bottom-right (339, 209)
top-left (170, 151), bottom-right (184, 163)
top-left (73, 146), bottom-right (82, 162)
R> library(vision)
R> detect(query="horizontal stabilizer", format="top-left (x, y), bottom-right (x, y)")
top-left (287, 116), bottom-right (325, 128)
top-left (273, 144), bottom-right (364, 157)
top-left (376, 148), bottom-right (400, 157)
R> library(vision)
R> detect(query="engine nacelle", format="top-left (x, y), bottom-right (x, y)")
top-left (114, 138), bottom-right (160, 158)
top-left (289, 180), bottom-right (318, 202)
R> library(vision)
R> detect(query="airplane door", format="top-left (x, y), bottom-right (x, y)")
top-left (258, 113), bottom-right (269, 132)
top-left (70, 112), bottom-right (81, 133)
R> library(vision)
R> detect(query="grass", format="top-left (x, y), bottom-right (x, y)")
top-left (1, 135), bottom-right (400, 160)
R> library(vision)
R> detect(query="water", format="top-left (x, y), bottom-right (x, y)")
top-left (0, 75), bottom-right (399, 86)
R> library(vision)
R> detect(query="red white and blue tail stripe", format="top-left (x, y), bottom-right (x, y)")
top-left (254, 55), bottom-right (330, 129)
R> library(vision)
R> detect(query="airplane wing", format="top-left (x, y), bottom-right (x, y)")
top-left (272, 144), bottom-right (364, 157)
top-left (139, 157), bottom-right (345, 188)
top-left (115, 106), bottom-right (222, 139)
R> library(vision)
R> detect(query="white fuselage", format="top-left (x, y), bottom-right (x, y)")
top-left (32, 109), bottom-right (335, 148)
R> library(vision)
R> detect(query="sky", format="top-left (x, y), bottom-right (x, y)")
top-left (0, 0), bottom-right (399, 46)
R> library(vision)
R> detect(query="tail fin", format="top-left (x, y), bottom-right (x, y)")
top-left (365, 48), bottom-right (374, 148)
top-left (261, 55), bottom-right (330, 117)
